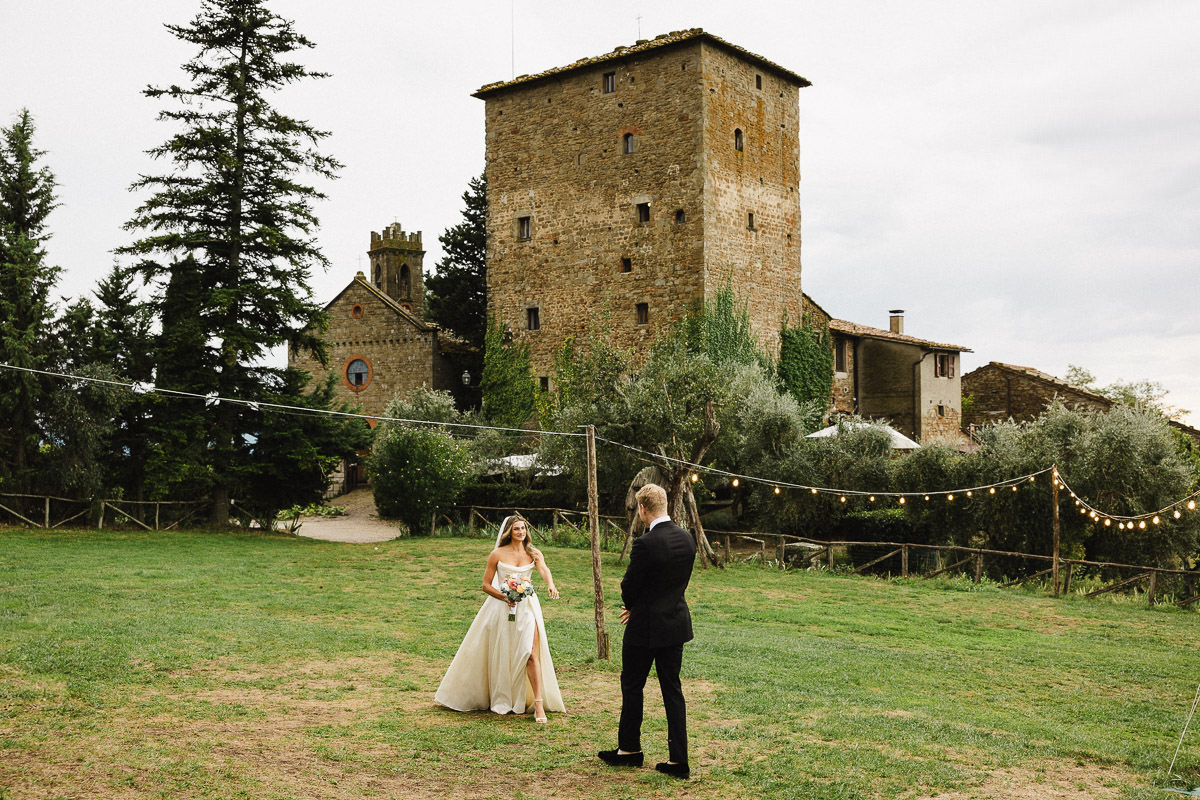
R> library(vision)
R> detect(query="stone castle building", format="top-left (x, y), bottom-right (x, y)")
top-left (288, 223), bottom-right (464, 422)
top-left (474, 29), bottom-right (811, 381)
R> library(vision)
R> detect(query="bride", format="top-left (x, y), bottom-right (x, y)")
top-left (434, 514), bottom-right (565, 722)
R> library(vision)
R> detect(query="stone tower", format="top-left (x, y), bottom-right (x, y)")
top-left (368, 223), bottom-right (426, 319)
top-left (474, 29), bottom-right (810, 381)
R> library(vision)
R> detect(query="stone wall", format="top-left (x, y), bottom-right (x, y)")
top-left (480, 35), bottom-right (805, 379)
top-left (290, 278), bottom-right (455, 420)
top-left (700, 42), bottom-right (803, 356)
top-left (962, 364), bottom-right (1110, 428)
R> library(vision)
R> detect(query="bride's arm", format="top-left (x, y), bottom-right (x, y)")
top-left (533, 550), bottom-right (559, 598)
top-left (481, 550), bottom-right (511, 604)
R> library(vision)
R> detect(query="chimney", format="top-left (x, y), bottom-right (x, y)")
top-left (889, 309), bottom-right (905, 334)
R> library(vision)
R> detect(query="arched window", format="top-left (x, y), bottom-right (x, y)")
top-left (399, 265), bottom-right (411, 298)
top-left (734, 128), bottom-right (744, 152)
top-left (623, 133), bottom-right (634, 154)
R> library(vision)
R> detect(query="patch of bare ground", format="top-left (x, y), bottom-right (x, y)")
top-left (916, 761), bottom-right (1138, 800)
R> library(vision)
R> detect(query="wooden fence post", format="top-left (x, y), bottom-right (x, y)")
top-left (1052, 469), bottom-right (1061, 594)
top-left (1063, 562), bottom-right (1073, 594)
top-left (901, 545), bottom-right (909, 578)
top-left (586, 425), bottom-right (609, 660)
top-left (468, 507), bottom-right (476, 537)
top-left (44, 496), bottom-right (50, 529)
top-left (974, 552), bottom-right (983, 584)
top-left (723, 534), bottom-right (731, 565)
top-left (1147, 571), bottom-right (1157, 606)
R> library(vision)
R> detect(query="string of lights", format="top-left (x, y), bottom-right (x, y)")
top-left (1052, 467), bottom-right (1200, 530)
top-left (5, 361), bottom-right (1199, 524)
top-left (0, 362), bottom-right (584, 439)
top-left (594, 434), bottom-right (1053, 503)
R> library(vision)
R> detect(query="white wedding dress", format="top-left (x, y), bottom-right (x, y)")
top-left (435, 561), bottom-right (565, 714)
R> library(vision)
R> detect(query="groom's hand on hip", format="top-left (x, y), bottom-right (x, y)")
top-left (618, 606), bottom-right (631, 625)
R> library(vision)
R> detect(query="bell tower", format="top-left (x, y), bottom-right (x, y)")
top-left (368, 223), bottom-right (426, 319)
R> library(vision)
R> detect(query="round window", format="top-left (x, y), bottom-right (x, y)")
top-left (346, 358), bottom-right (371, 389)
top-left (350, 304), bottom-right (364, 319)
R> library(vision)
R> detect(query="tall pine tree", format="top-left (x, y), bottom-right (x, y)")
top-left (120, 1), bottom-right (341, 524)
top-left (426, 172), bottom-right (487, 349)
top-left (0, 109), bottom-right (60, 490)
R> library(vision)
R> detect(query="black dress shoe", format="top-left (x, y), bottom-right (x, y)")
top-left (655, 761), bottom-right (690, 779)
top-left (598, 749), bottom-right (644, 767)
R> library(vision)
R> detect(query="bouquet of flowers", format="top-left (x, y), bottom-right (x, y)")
top-left (501, 575), bottom-right (536, 621)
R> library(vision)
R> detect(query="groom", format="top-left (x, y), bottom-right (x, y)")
top-left (598, 482), bottom-right (695, 779)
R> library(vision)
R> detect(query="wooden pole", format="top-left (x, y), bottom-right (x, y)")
top-left (1052, 468), bottom-right (1061, 595)
top-left (586, 425), bottom-right (609, 660)
top-left (44, 496), bottom-right (50, 529)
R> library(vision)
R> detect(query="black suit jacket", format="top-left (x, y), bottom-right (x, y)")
top-left (621, 520), bottom-right (696, 647)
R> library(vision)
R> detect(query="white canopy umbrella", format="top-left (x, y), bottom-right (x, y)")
top-left (805, 422), bottom-right (921, 450)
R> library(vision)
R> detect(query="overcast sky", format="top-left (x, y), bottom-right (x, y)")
top-left (3, 0), bottom-right (1197, 425)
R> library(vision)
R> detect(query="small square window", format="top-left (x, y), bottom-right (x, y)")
top-left (756, 74), bottom-right (762, 90)
top-left (937, 404), bottom-right (946, 417)
top-left (517, 216), bottom-right (531, 240)
top-left (622, 133), bottom-right (635, 154)
top-left (747, 212), bottom-right (756, 230)
top-left (603, 72), bottom-right (616, 93)
top-left (527, 307), bottom-right (540, 331)
top-left (637, 203), bottom-right (650, 223)
top-left (834, 338), bottom-right (847, 373)
top-left (539, 376), bottom-right (550, 392)
top-left (620, 257), bottom-right (632, 273)
top-left (635, 303), bottom-right (649, 325)
top-left (674, 209), bottom-right (686, 224)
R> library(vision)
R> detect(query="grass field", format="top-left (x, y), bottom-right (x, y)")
top-left (1, 526), bottom-right (1197, 799)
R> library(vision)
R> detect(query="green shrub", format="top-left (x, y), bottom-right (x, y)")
top-left (367, 424), bottom-right (470, 535)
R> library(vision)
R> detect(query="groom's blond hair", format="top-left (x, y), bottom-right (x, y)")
top-left (635, 483), bottom-right (668, 517)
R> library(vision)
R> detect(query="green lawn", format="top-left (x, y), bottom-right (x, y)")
top-left (0, 527), bottom-right (1196, 799)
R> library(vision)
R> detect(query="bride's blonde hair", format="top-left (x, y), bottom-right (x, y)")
top-left (495, 514), bottom-right (536, 558)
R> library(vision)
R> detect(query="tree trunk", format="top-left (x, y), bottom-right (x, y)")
top-left (685, 483), bottom-right (720, 568)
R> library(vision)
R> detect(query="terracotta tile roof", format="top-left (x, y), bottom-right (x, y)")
top-left (474, 28), bottom-right (810, 97)
top-left (828, 319), bottom-right (971, 352)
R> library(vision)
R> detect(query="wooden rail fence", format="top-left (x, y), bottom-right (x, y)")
top-left (706, 528), bottom-right (1200, 608)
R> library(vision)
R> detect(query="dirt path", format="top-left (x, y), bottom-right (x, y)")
top-left (293, 488), bottom-right (401, 543)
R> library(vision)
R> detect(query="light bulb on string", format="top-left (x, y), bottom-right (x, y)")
top-left (732, 478), bottom-right (739, 488)
top-left (1139, 521), bottom-right (1146, 529)
top-left (899, 497), bottom-right (906, 505)
top-left (924, 495), bottom-right (930, 501)
top-left (690, 473), bottom-right (698, 483)
top-left (810, 488), bottom-right (818, 495)
top-left (1189, 500), bottom-right (1197, 511)
top-left (1104, 518), bottom-right (1111, 526)
top-left (947, 494), bottom-right (954, 502)
top-left (774, 486), bottom-right (781, 495)
top-left (1153, 516), bottom-right (1160, 525)
top-left (1174, 510), bottom-right (1181, 519)
top-left (966, 490), bottom-right (973, 497)
top-left (839, 496), bottom-right (847, 503)
top-left (1011, 485), bottom-right (1018, 492)
top-left (989, 488), bottom-right (996, 495)
top-left (869, 496), bottom-right (876, 502)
